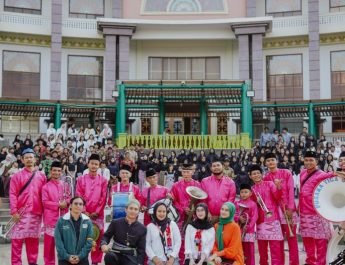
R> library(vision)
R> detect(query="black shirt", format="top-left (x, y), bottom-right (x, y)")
top-left (71, 216), bottom-right (82, 242)
top-left (101, 217), bottom-right (147, 264)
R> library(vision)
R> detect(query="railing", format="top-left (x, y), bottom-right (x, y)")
top-left (62, 18), bottom-right (97, 30)
top-left (118, 133), bottom-right (251, 149)
top-left (320, 12), bottom-right (345, 25)
top-left (0, 12), bottom-right (50, 26)
top-left (272, 16), bottom-right (308, 29)
top-left (324, 133), bottom-right (345, 143)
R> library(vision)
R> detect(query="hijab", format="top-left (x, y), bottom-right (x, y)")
top-left (190, 203), bottom-right (213, 230)
top-left (152, 202), bottom-right (170, 233)
top-left (216, 202), bottom-right (236, 251)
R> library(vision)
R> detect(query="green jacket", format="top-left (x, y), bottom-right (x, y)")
top-left (54, 212), bottom-right (93, 261)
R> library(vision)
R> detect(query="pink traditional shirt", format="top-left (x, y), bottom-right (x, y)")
top-left (264, 168), bottom-right (299, 224)
top-left (170, 179), bottom-right (201, 223)
top-left (10, 167), bottom-right (46, 215)
top-left (234, 199), bottom-right (258, 242)
top-left (251, 180), bottom-right (282, 224)
top-left (108, 182), bottom-right (142, 206)
top-left (42, 179), bottom-right (70, 227)
top-left (299, 168), bottom-right (335, 215)
top-left (264, 168), bottom-right (296, 211)
top-left (201, 175), bottom-right (236, 216)
top-left (252, 180), bottom-right (283, 241)
top-left (141, 185), bottom-right (169, 225)
top-left (76, 173), bottom-right (107, 219)
top-left (299, 168), bottom-right (334, 239)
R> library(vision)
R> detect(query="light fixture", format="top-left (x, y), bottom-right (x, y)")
top-left (112, 90), bottom-right (119, 98)
top-left (246, 90), bottom-right (255, 98)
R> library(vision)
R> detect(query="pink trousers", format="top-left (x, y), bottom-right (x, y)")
top-left (91, 228), bottom-right (104, 263)
top-left (44, 234), bottom-right (56, 265)
top-left (242, 242), bottom-right (255, 265)
top-left (12, 237), bottom-right (39, 265)
top-left (177, 221), bottom-right (185, 264)
top-left (281, 224), bottom-right (300, 265)
top-left (302, 237), bottom-right (328, 265)
top-left (258, 240), bottom-right (284, 265)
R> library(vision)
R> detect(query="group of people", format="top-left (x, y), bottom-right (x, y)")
top-left (5, 136), bottom-right (345, 265)
top-left (2, 123), bottom-right (345, 205)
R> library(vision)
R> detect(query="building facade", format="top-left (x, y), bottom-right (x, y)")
top-left (0, 0), bottom-right (345, 138)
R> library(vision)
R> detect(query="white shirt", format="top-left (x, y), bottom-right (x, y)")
top-left (46, 127), bottom-right (56, 138)
top-left (82, 168), bottom-right (109, 181)
top-left (84, 128), bottom-right (96, 140)
top-left (146, 221), bottom-right (181, 261)
top-left (184, 225), bottom-right (215, 260)
top-left (100, 167), bottom-right (110, 181)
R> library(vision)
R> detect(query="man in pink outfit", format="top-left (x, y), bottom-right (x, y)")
top-left (170, 163), bottom-right (201, 262)
top-left (140, 168), bottom-right (169, 225)
top-left (264, 152), bottom-right (299, 265)
top-left (42, 161), bottom-right (71, 265)
top-left (76, 153), bottom-right (107, 265)
top-left (9, 148), bottom-right (46, 265)
top-left (249, 164), bottom-right (284, 265)
top-left (201, 160), bottom-right (236, 223)
top-left (299, 151), bottom-right (345, 265)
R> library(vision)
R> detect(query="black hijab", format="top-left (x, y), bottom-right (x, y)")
top-left (152, 202), bottom-right (170, 233)
top-left (190, 203), bottom-right (213, 230)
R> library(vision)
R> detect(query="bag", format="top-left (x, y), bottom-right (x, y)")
top-left (19, 170), bottom-right (37, 196)
top-left (111, 242), bottom-right (137, 257)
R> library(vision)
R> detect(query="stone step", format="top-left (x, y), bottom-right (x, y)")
top-left (0, 216), bottom-right (11, 223)
top-left (0, 202), bottom-right (9, 209)
top-left (0, 198), bottom-right (9, 204)
top-left (0, 209), bottom-right (10, 216)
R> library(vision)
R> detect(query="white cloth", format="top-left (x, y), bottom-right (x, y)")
top-left (84, 128), bottom-right (95, 140)
top-left (184, 225), bottom-right (215, 260)
top-left (146, 221), bottom-right (181, 261)
top-left (100, 168), bottom-right (110, 181)
top-left (82, 168), bottom-right (108, 181)
top-left (46, 127), bottom-right (56, 138)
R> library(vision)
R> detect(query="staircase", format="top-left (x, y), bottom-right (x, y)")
top-left (0, 197), bottom-right (11, 243)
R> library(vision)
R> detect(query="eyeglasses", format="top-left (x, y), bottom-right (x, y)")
top-left (73, 202), bottom-right (84, 206)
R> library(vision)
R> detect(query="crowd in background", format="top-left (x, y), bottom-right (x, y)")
top-left (0, 123), bottom-right (344, 198)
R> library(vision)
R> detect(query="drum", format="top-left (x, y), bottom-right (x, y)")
top-left (111, 192), bottom-right (131, 219)
top-left (104, 206), bottom-right (112, 231)
top-left (148, 198), bottom-right (179, 222)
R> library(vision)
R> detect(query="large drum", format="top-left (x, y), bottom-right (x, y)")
top-left (313, 176), bottom-right (345, 264)
top-left (111, 192), bottom-right (131, 219)
top-left (148, 198), bottom-right (179, 222)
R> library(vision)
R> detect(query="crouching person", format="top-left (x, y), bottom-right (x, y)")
top-left (101, 199), bottom-right (147, 265)
top-left (54, 196), bottom-right (93, 265)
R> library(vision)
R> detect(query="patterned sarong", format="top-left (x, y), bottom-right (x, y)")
top-left (300, 214), bottom-right (332, 239)
top-left (257, 220), bottom-right (283, 240)
top-left (8, 212), bottom-right (42, 239)
top-left (242, 232), bottom-right (256, 243)
top-left (42, 225), bottom-right (55, 237)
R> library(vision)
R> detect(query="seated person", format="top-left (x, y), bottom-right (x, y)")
top-left (101, 199), bottom-right (146, 265)
top-left (184, 203), bottom-right (215, 265)
top-left (146, 202), bottom-right (181, 265)
top-left (208, 202), bottom-right (244, 265)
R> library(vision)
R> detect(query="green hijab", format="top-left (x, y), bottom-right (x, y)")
top-left (216, 202), bottom-right (236, 251)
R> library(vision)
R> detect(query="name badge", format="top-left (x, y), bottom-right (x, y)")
top-left (82, 224), bottom-right (88, 229)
